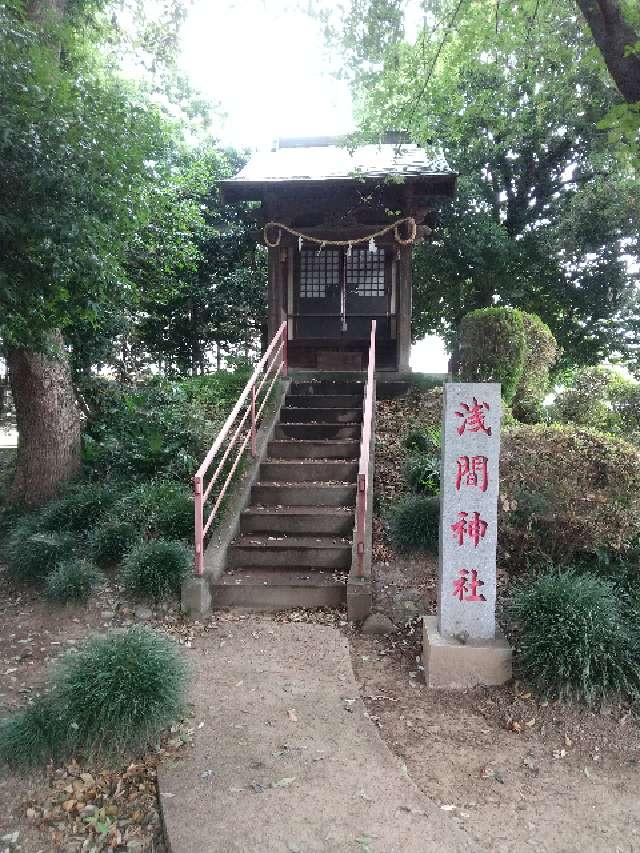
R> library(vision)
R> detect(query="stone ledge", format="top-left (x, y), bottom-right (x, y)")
top-left (422, 615), bottom-right (512, 689)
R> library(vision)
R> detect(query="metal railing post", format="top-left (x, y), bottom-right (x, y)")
top-left (194, 474), bottom-right (204, 576)
top-left (282, 325), bottom-right (288, 377)
top-left (250, 383), bottom-right (257, 457)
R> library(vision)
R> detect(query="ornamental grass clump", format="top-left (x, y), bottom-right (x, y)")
top-left (90, 519), bottom-right (139, 564)
top-left (509, 569), bottom-right (640, 704)
top-left (45, 558), bottom-right (104, 603)
top-left (388, 495), bottom-right (439, 553)
top-left (112, 481), bottom-right (194, 541)
top-left (0, 627), bottom-right (187, 766)
top-left (5, 526), bottom-right (76, 582)
top-left (404, 454), bottom-right (440, 496)
top-left (119, 539), bottom-right (192, 600)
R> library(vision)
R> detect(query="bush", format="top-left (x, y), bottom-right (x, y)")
top-left (610, 381), bottom-right (640, 443)
top-left (37, 482), bottom-right (119, 534)
top-left (550, 366), bottom-right (621, 431)
top-left (512, 313), bottom-right (559, 423)
top-left (509, 569), bottom-right (640, 703)
top-left (388, 495), bottom-right (439, 552)
top-left (5, 527), bottom-right (76, 582)
top-left (112, 481), bottom-right (194, 541)
top-left (81, 377), bottom-right (220, 483)
top-left (402, 427), bottom-right (440, 455)
top-left (457, 307), bottom-right (526, 403)
top-left (119, 539), bottom-right (192, 599)
top-left (0, 626), bottom-right (187, 765)
top-left (499, 424), bottom-right (640, 567)
top-left (404, 454), bottom-right (440, 496)
top-left (90, 519), bottom-right (140, 564)
top-left (45, 558), bottom-right (104, 603)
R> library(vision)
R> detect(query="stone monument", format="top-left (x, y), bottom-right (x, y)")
top-left (423, 382), bottom-right (512, 688)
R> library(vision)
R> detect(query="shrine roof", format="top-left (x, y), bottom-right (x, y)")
top-left (220, 135), bottom-right (456, 202)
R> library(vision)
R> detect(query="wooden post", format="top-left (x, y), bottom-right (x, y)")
top-left (397, 245), bottom-right (412, 373)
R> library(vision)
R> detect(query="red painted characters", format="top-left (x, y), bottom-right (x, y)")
top-left (451, 510), bottom-right (488, 547)
top-left (452, 568), bottom-right (486, 602)
top-left (455, 397), bottom-right (492, 436)
top-left (455, 455), bottom-right (489, 492)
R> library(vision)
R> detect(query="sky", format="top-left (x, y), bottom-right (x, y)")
top-left (178, 0), bottom-right (449, 372)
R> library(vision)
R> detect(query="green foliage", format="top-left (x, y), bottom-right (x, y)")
top-left (404, 455), bottom-right (440, 496)
top-left (0, 627), bottom-right (187, 766)
top-left (0, 697), bottom-right (64, 769)
top-left (609, 381), bottom-right (640, 443)
top-left (45, 558), bottom-right (104, 603)
top-left (337, 0), bottom-right (640, 370)
top-left (5, 527), bottom-right (76, 582)
top-left (499, 424), bottom-right (640, 567)
top-left (457, 308), bottom-right (526, 403)
top-left (387, 495), bottom-right (439, 552)
top-left (89, 519), bottom-right (140, 565)
top-left (119, 539), bottom-right (192, 600)
top-left (512, 314), bottom-right (559, 423)
top-left (112, 481), bottom-right (194, 542)
top-left (550, 366), bottom-right (624, 431)
top-left (401, 427), bottom-right (440, 455)
top-left (82, 379), bottom-right (212, 483)
top-left (37, 482), bottom-right (118, 533)
top-left (509, 569), bottom-right (640, 703)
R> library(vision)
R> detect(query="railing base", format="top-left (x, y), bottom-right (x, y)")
top-left (347, 574), bottom-right (373, 622)
top-left (181, 575), bottom-right (212, 616)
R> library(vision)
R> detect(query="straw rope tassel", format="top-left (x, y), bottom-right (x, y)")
top-left (263, 216), bottom-right (420, 249)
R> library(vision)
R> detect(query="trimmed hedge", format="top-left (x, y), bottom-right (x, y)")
top-left (512, 313), bottom-right (559, 423)
top-left (457, 307), bottom-right (526, 404)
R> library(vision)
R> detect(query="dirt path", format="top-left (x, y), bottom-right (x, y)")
top-left (158, 620), bottom-right (481, 853)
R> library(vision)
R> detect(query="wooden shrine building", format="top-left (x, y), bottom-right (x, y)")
top-left (220, 135), bottom-right (456, 373)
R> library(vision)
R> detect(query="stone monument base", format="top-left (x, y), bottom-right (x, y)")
top-left (422, 615), bottom-right (512, 689)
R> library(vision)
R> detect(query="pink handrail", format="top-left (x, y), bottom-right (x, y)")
top-left (355, 320), bottom-right (376, 577)
top-left (193, 322), bottom-right (288, 576)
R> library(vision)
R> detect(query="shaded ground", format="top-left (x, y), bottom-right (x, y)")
top-left (158, 621), bottom-right (479, 853)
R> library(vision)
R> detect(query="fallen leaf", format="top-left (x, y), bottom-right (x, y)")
top-left (287, 708), bottom-right (298, 722)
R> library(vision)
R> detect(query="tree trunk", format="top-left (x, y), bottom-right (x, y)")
top-left (7, 332), bottom-right (82, 506)
top-left (576, 0), bottom-right (640, 103)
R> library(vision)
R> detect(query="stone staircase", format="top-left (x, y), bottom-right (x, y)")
top-left (212, 379), bottom-right (364, 609)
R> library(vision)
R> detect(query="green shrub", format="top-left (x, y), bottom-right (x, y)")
top-left (509, 569), bottom-right (640, 703)
top-left (45, 558), bottom-right (104, 603)
top-left (81, 377), bottom-right (220, 483)
top-left (402, 428), bottom-right (440, 455)
top-left (0, 627), bottom-right (187, 765)
top-left (499, 424), bottom-right (640, 567)
top-left (5, 527), bottom-right (76, 582)
top-left (457, 307), bottom-right (526, 403)
top-left (388, 495), bottom-right (439, 553)
top-left (119, 539), bottom-right (192, 599)
top-left (37, 482), bottom-right (119, 534)
top-left (112, 481), bottom-right (194, 541)
top-left (90, 519), bottom-right (140, 564)
top-left (0, 697), bottom-right (64, 768)
top-left (404, 455), bottom-right (440, 496)
top-left (550, 366), bottom-right (616, 431)
top-left (512, 313), bottom-right (559, 423)
top-left (610, 381), bottom-right (640, 443)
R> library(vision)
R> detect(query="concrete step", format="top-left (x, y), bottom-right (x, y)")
top-left (274, 423), bottom-right (361, 441)
top-left (228, 536), bottom-right (352, 569)
top-left (290, 381), bottom-right (364, 397)
top-left (285, 394), bottom-right (363, 409)
top-left (259, 460), bottom-right (358, 483)
top-left (280, 407), bottom-right (362, 424)
top-left (267, 440), bottom-right (359, 460)
top-left (252, 483), bottom-right (356, 507)
top-left (212, 568), bottom-right (346, 610)
top-left (240, 507), bottom-right (354, 536)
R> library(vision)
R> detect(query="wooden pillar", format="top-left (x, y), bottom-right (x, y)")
top-left (267, 247), bottom-right (282, 343)
top-left (397, 245), bottom-right (412, 373)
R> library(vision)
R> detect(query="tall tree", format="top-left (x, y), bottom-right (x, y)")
top-left (0, 0), bottom-right (181, 503)
top-left (323, 0), bottom-right (640, 367)
top-left (576, 0), bottom-right (640, 103)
